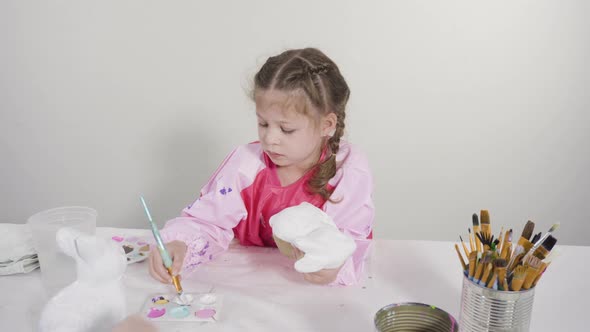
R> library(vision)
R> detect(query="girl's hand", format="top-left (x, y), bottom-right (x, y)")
top-left (148, 240), bottom-right (187, 284)
top-left (292, 246), bottom-right (342, 285)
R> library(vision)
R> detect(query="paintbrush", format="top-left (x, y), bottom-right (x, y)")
top-left (508, 253), bottom-right (525, 274)
top-left (531, 232), bottom-right (542, 244)
top-left (507, 221), bottom-right (535, 273)
top-left (523, 223), bottom-right (560, 262)
top-left (511, 265), bottom-right (527, 291)
top-left (468, 251), bottom-right (477, 279)
top-left (468, 228), bottom-right (475, 252)
top-left (522, 255), bottom-right (543, 290)
top-left (140, 196), bottom-right (184, 299)
top-left (492, 239), bottom-right (500, 252)
top-left (497, 227), bottom-right (504, 253)
top-left (460, 236), bottom-right (470, 258)
top-left (494, 258), bottom-right (508, 291)
top-left (480, 210), bottom-right (491, 238)
top-left (455, 244), bottom-right (467, 271)
top-left (532, 235), bottom-right (557, 260)
top-left (472, 214), bottom-right (481, 252)
top-left (476, 232), bottom-right (495, 252)
top-left (479, 258), bottom-right (494, 286)
top-left (474, 251), bottom-right (492, 284)
top-left (522, 220), bottom-right (535, 241)
top-left (486, 270), bottom-right (497, 289)
top-left (500, 229), bottom-right (512, 260)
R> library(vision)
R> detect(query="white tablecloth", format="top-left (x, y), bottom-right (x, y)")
top-left (1, 227), bottom-right (587, 331)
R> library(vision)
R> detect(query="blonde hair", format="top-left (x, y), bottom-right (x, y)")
top-left (253, 48), bottom-right (350, 201)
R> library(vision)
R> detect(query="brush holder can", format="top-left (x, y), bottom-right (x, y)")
top-left (459, 273), bottom-right (535, 331)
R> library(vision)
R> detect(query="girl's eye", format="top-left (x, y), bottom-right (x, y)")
top-left (281, 128), bottom-right (295, 134)
top-left (258, 123), bottom-right (268, 128)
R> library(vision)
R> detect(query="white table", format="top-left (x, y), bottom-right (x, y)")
top-left (1, 227), bottom-right (587, 331)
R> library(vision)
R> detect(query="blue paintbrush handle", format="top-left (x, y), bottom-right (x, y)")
top-left (150, 222), bottom-right (173, 268)
top-left (141, 196), bottom-right (173, 268)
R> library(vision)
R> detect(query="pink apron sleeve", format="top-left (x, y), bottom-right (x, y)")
top-left (323, 143), bottom-right (375, 286)
top-left (159, 144), bottom-right (264, 273)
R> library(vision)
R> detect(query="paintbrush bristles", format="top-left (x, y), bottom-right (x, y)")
top-left (508, 252), bottom-right (525, 273)
top-left (513, 265), bottom-right (527, 279)
top-left (494, 258), bottom-right (507, 268)
top-left (480, 210), bottom-right (491, 239)
top-left (494, 258), bottom-right (508, 291)
top-left (511, 265), bottom-right (527, 291)
top-left (474, 251), bottom-right (491, 281)
top-left (521, 220), bottom-right (535, 241)
top-left (541, 235), bottom-right (557, 252)
top-left (476, 232), bottom-right (495, 248)
top-left (524, 255), bottom-right (543, 269)
top-left (480, 210), bottom-right (490, 225)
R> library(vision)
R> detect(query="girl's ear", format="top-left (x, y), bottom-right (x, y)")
top-left (321, 113), bottom-right (337, 137)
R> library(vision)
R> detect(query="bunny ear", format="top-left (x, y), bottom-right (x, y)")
top-left (56, 227), bottom-right (84, 259)
top-left (74, 236), bottom-right (106, 263)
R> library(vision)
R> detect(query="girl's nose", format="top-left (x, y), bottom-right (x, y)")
top-left (264, 129), bottom-right (280, 145)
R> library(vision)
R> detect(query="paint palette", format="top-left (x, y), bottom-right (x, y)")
top-left (111, 236), bottom-right (150, 264)
top-left (141, 293), bottom-right (222, 322)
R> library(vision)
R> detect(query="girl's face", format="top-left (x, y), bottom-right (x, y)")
top-left (255, 89), bottom-right (336, 172)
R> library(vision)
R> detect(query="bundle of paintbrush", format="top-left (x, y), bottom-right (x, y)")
top-left (454, 210), bottom-right (560, 291)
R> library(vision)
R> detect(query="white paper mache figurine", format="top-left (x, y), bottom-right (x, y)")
top-left (39, 227), bottom-right (127, 332)
top-left (270, 202), bottom-right (356, 273)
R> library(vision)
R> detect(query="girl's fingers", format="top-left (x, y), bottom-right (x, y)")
top-left (148, 254), bottom-right (166, 283)
top-left (292, 246), bottom-right (305, 260)
top-left (149, 249), bottom-right (171, 283)
top-left (170, 248), bottom-right (185, 276)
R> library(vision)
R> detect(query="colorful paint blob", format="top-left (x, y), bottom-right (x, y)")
top-left (199, 294), bottom-right (216, 305)
top-left (147, 307), bottom-right (166, 318)
top-left (152, 296), bottom-right (169, 305)
top-left (172, 293), bottom-right (194, 305)
top-left (195, 308), bottom-right (216, 319)
top-left (142, 293), bottom-right (222, 322)
top-left (170, 306), bottom-right (190, 319)
top-left (122, 245), bottom-right (134, 254)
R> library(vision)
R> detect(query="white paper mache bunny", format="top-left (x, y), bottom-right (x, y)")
top-left (270, 202), bottom-right (356, 273)
top-left (39, 227), bottom-right (127, 332)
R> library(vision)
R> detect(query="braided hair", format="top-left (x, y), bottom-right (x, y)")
top-left (254, 48), bottom-right (350, 201)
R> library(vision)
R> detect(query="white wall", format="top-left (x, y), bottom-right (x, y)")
top-left (1, 1), bottom-right (588, 245)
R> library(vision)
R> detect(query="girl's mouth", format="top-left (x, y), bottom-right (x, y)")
top-left (267, 151), bottom-right (284, 158)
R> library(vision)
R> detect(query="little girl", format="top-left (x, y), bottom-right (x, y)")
top-left (148, 48), bottom-right (374, 286)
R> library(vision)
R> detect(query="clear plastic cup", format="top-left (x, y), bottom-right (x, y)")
top-left (27, 207), bottom-right (97, 298)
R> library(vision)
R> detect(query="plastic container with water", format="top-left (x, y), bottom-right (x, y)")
top-left (27, 207), bottom-right (97, 298)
